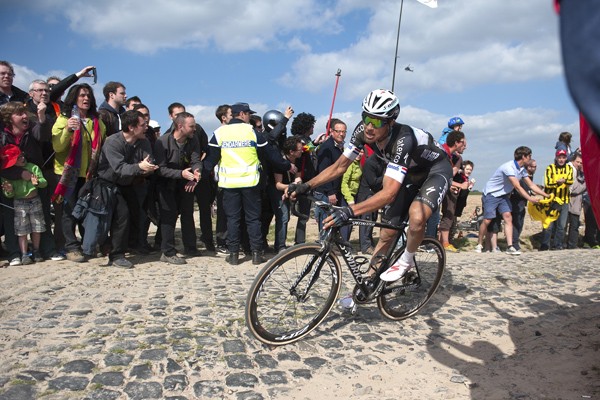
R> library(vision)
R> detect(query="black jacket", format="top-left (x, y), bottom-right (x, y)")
top-left (97, 132), bottom-right (153, 186)
top-left (98, 102), bottom-right (125, 137)
top-left (153, 131), bottom-right (202, 185)
top-left (315, 137), bottom-right (344, 197)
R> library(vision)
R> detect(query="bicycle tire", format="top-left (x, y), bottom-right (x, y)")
top-left (377, 238), bottom-right (445, 321)
top-left (245, 243), bottom-right (342, 346)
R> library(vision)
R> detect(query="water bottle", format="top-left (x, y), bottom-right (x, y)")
top-left (72, 105), bottom-right (80, 120)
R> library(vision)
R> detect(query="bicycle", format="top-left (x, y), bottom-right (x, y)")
top-left (245, 194), bottom-right (446, 346)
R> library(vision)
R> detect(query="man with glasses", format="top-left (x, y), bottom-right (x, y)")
top-left (25, 79), bottom-right (66, 261)
top-left (314, 118), bottom-right (350, 239)
top-left (27, 80), bottom-right (56, 125)
top-left (0, 61), bottom-right (28, 109)
top-left (290, 89), bottom-right (453, 285)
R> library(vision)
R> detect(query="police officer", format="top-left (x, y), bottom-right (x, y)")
top-left (204, 102), bottom-right (291, 265)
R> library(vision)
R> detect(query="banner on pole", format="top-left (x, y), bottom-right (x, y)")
top-left (415, 0), bottom-right (438, 8)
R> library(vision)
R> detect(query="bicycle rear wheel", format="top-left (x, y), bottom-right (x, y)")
top-left (245, 243), bottom-right (342, 346)
top-left (377, 238), bottom-right (445, 321)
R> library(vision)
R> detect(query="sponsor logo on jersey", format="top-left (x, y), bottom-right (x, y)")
top-left (421, 149), bottom-right (440, 162)
top-left (394, 137), bottom-right (405, 163)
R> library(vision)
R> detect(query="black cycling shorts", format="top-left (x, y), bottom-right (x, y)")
top-left (382, 160), bottom-right (452, 226)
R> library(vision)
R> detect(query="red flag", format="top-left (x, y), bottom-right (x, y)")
top-left (580, 114), bottom-right (600, 225)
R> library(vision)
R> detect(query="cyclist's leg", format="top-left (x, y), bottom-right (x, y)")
top-left (370, 182), bottom-right (417, 268)
top-left (406, 200), bottom-right (433, 253)
top-left (407, 164), bottom-right (452, 255)
top-left (371, 227), bottom-right (396, 261)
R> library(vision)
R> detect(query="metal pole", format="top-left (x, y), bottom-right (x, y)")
top-left (326, 69), bottom-right (342, 135)
top-left (391, 0), bottom-right (405, 92)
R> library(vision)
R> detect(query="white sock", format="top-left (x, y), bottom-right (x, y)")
top-left (400, 250), bottom-right (415, 265)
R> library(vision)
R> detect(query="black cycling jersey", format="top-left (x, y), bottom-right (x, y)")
top-left (343, 122), bottom-right (449, 185)
top-left (344, 121), bottom-right (453, 223)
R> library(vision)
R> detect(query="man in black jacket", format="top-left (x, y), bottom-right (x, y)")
top-left (314, 118), bottom-right (350, 240)
top-left (96, 110), bottom-right (158, 268)
top-left (98, 81), bottom-right (127, 137)
top-left (259, 107), bottom-right (296, 251)
top-left (0, 61), bottom-right (28, 111)
top-left (164, 102), bottom-right (216, 255)
top-left (153, 112), bottom-right (202, 265)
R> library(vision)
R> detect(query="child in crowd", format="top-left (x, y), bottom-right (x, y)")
top-left (1, 144), bottom-right (47, 265)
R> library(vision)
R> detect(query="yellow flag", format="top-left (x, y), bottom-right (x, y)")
top-left (527, 194), bottom-right (563, 229)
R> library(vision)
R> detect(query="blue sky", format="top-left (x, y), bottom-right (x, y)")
top-left (1, 0), bottom-right (578, 189)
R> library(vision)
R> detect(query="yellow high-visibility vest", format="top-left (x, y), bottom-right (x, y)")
top-left (214, 123), bottom-right (260, 188)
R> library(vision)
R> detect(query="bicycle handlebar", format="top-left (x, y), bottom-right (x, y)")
top-left (290, 192), bottom-right (349, 221)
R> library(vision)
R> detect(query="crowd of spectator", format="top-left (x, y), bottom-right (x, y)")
top-left (0, 59), bottom-right (597, 270)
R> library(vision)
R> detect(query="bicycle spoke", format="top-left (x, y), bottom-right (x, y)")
top-left (377, 238), bottom-right (445, 320)
top-left (246, 244), bottom-right (342, 345)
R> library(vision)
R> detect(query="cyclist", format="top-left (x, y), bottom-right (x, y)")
top-left (290, 89), bottom-right (453, 283)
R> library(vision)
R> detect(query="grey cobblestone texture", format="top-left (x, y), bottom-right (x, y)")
top-left (0, 249), bottom-right (598, 399)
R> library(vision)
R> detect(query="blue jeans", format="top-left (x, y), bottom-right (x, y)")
top-left (541, 203), bottom-right (569, 249)
top-left (359, 210), bottom-right (377, 252)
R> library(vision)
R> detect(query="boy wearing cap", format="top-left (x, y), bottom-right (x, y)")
top-left (0, 144), bottom-right (47, 265)
top-left (540, 148), bottom-right (575, 250)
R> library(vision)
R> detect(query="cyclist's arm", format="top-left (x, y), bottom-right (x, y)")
top-left (306, 154), bottom-right (353, 190)
top-left (349, 175), bottom-right (402, 216)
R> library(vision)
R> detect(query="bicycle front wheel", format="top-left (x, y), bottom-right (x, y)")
top-left (245, 243), bottom-right (342, 346)
top-left (377, 238), bottom-right (445, 321)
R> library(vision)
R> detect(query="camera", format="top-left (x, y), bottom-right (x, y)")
top-left (91, 68), bottom-right (97, 85)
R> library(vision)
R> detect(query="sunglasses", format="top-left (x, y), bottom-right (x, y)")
top-left (362, 113), bottom-right (389, 129)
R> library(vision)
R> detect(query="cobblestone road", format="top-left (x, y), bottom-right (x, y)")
top-left (0, 249), bottom-right (599, 399)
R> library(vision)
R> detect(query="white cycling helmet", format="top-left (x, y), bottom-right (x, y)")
top-left (362, 89), bottom-right (400, 120)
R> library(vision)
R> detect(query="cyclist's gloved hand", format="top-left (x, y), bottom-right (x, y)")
top-left (331, 206), bottom-right (354, 227)
top-left (288, 182), bottom-right (311, 197)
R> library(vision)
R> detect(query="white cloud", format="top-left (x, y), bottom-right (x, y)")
top-left (281, 0), bottom-right (562, 98)
top-left (12, 65), bottom-right (46, 91)
top-left (36, 0), bottom-right (341, 54)
top-left (29, 0), bottom-right (561, 101)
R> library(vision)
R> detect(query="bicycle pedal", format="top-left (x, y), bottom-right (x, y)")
top-left (352, 281), bottom-right (379, 304)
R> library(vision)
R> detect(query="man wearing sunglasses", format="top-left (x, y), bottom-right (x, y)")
top-left (290, 89), bottom-right (452, 284)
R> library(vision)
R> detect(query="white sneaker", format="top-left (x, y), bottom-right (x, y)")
top-left (474, 244), bottom-right (483, 253)
top-left (338, 294), bottom-right (355, 309)
top-left (492, 247), bottom-right (502, 253)
top-left (380, 259), bottom-right (413, 282)
top-left (9, 257), bottom-right (21, 266)
top-left (506, 246), bottom-right (521, 255)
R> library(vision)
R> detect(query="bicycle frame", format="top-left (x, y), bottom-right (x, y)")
top-left (291, 196), bottom-right (414, 301)
top-left (317, 214), bottom-right (408, 300)
top-left (246, 195), bottom-right (446, 345)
